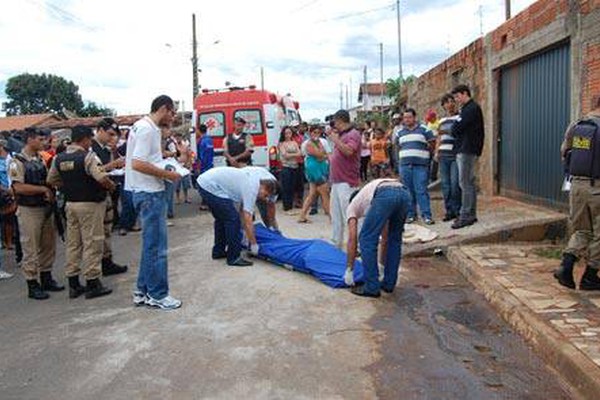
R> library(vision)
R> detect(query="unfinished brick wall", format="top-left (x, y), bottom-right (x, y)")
top-left (404, 0), bottom-right (599, 198)
top-left (581, 43), bottom-right (600, 114)
top-left (404, 39), bottom-right (485, 119)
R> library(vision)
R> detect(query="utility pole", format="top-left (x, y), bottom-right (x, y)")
top-left (349, 76), bottom-right (353, 109)
top-left (380, 42), bottom-right (384, 116)
top-left (478, 4), bottom-right (484, 37)
top-left (192, 14), bottom-right (199, 100)
top-left (363, 65), bottom-right (368, 111)
top-left (505, 0), bottom-right (511, 20)
top-left (345, 84), bottom-right (349, 109)
top-left (396, 0), bottom-right (403, 82)
top-left (339, 82), bottom-right (344, 109)
top-left (260, 66), bottom-right (265, 91)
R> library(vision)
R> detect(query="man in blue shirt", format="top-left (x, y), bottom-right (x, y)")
top-left (197, 124), bottom-right (214, 174)
top-left (396, 108), bottom-right (436, 224)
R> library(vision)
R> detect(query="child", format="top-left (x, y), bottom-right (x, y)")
top-left (369, 128), bottom-right (390, 178)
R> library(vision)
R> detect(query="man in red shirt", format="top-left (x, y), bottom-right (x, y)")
top-left (326, 110), bottom-right (361, 248)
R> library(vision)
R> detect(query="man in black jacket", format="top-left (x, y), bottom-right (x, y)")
top-left (450, 84), bottom-right (484, 229)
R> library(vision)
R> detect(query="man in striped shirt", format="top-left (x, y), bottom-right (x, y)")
top-left (436, 94), bottom-right (462, 221)
top-left (396, 108), bottom-right (436, 224)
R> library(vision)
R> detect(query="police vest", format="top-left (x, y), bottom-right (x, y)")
top-left (91, 140), bottom-right (112, 166)
top-left (568, 118), bottom-right (600, 179)
top-left (226, 133), bottom-right (252, 165)
top-left (14, 153), bottom-right (48, 207)
top-left (55, 151), bottom-right (107, 203)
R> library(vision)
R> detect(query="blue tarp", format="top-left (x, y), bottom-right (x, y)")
top-left (254, 224), bottom-right (364, 288)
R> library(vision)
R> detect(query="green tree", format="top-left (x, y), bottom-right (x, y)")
top-left (385, 75), bottom-right (417, 105)
top-left (4, 73), bottom-right (84, 116)
top-left (80, 101), bottom-right (115, 117)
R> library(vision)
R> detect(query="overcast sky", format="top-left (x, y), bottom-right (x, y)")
top-left (0, 0), bottom-right (536, 120)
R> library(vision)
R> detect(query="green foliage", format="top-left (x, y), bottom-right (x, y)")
top-left (80, 101), bottom-right (115, 117)
top-left (385, 75), bottom-right (417, 106)
top-left (5, 73), bottom-right (84, 116)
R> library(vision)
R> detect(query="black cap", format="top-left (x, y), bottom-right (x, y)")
top-left (234, 116), bottom-right (246, 124)
top-left (71, 125), bottom-right (94, 142)
top-left (332, 109), bottom-right (350, 123)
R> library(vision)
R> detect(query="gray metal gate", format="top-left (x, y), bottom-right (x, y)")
top-left (499, 43), bottom-right (571, 208)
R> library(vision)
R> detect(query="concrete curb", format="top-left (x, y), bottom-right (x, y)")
top-left (447, 247), bottom-right (600, 400)
top-left (406, 215), bottom-right (567, 257)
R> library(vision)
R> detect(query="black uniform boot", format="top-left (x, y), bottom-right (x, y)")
top-left (68, 276), bottom-right (86, 299)
top-left (27, 280), bottom-right (49, 300)
top-left (580, 266), bottom-right (600, 291)
top-left (40, 271), bottom-right (65, 292)
top-left (85, 278), bottom-right (112, 299)
top-left (553, 253), bottom-right (577, 289)
top-left (102, 258), bottom-right (128, 276)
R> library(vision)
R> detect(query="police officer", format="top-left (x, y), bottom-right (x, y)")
top-left (47, 125), bottom-right (116, 299)
top-left (223, 116), bottom-right (254, 167)
top-left (93, 118), bottom-right (128, 276)
top-left (10, 128), bottom-right (63, 300)
top-left (555, 96), bottom-right (600, 291)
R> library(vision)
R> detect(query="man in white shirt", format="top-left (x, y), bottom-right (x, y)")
top-left (344, 178), bottom-right (411, 298)
top-left (125, 95), bottom-right (182, 310)
top-left (197, 166), bottom-right (278, 267)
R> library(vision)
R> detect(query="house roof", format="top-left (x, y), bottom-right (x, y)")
top-left (39, 115), bottom-right (145, 129)
top-left (0, 113), bottom-right (63, 131)
top-left (358, 83), bottom-right (387, 102)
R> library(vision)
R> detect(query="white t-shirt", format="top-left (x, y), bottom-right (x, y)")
top-left (198, 166), bottom-right (275, 214)
top-left (125, 116), bottom-right (165, 193)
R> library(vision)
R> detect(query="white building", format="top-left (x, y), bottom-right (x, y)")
top-left (358, 83), bottom-right (393, 112)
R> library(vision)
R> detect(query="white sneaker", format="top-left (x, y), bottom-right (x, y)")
top-left (133, 290), bottom-right (147, 306)
top-left (0, 270), bottom-right (13, 280)
top-left (146, 295), bottom-right (182, 310)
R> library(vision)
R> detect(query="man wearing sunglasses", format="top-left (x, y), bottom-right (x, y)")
top-left (93, 118), bottom-right (128, 276)
top-left (197, 166), bottom-right (279, 267)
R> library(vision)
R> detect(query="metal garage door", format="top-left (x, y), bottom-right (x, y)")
top-left (499, 43), bottom-right (571, 208)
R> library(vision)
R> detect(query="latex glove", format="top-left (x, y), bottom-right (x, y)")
top-left (344, 267), bottom-right (355, 286)
top-left (250, 243), bottom-right (260, 256)
top-left (241, 235), bottom-right (250, 249)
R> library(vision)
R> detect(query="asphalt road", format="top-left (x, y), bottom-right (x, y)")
top-left (0, 195), bottom-right (573, 399)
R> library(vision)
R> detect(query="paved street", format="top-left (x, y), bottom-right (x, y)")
top-left (0, 197), bottom-right (573, 399)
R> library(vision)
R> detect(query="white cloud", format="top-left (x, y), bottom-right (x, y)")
top-left (0, 0), bottom-right (537, 119)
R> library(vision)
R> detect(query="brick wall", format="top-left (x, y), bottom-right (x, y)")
top-left (581, 43), bottom-right (600, 114)
top-left (405, 0), bottom-right (600, 199)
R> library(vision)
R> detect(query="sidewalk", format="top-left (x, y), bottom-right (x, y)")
top-left (404, 195), bottom-right (567, 256)
top-left (447, 244), bottom-right (600, 399)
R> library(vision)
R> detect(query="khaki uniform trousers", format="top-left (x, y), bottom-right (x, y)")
top-left (566, 178), bottom-right (600, 269)
top-left (17, 205), bottom-right (56, 281)
top-left (65, 201), bottom-right (106, 281)
top-left (103, 196), bottom-right (113, 259)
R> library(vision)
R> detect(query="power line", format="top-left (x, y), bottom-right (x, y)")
top-left (292, 0), bottom-right (320, 13)
top-left (316, 2), bottom-right (395, 23)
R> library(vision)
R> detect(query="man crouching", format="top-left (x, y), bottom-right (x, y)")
top-left (345, 179), bottom-right (411, 297)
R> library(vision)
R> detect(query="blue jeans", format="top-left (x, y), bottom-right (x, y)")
top-left (164, 181), bottom-right (175, 218)
top-left (439, 157), bottom-right (462, 217)
top-left (199, 187), bottom-right (242, 264)
top-left (457, 154), bottom-right (478, 220)
top-left (133, 191), bottom-right (169, 300)
top-left (399, 164), bottom-right (432, 219)
top-left (120, 189), bottom-right (138, 230)
top-left (359, 186), bottom-right (410, 294)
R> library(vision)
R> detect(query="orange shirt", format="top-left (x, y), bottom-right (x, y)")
top-left (370, 138), bottom-right (388, 164)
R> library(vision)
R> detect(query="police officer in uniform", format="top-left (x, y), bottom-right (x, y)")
top-left (10, 128), bottom-right (63, 300)
top-left (47, 126), bottom-right (116, 299)
top-left (555, 96), bottom-right (600, 291)
top-left (93, 118), bottom-right (128, 276)
top-left (223, 116), bottom-right (254, 167)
